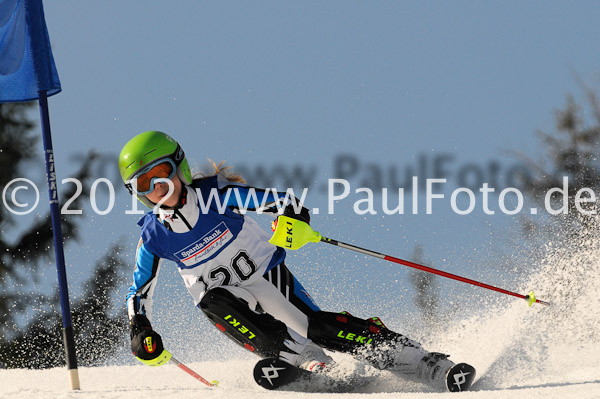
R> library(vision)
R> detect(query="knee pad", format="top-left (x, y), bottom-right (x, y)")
top-left (199, 287), bottom-right (288, 357)
top-left (307, 311), bottom-right (419, 369)
top-left (306, 311), bottom-right (385, 351)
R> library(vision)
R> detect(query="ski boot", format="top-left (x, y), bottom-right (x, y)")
top-left (417, 352), bottom-right (476, 392)
top-left (278, 328), bottom-right (335, 373)
top-left (295, 342), bottom-right (335, 372)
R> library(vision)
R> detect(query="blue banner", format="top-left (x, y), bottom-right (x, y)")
top-left (0, 0), bottom-right (60, 103)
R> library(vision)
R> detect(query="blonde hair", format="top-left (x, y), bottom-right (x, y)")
top-left (192, 159), bottom-right (246, 183)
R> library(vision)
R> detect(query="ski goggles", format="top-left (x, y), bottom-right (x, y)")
top-left (126, 158), bottom-right (177, 195)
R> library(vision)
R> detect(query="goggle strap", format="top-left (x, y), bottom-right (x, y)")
top-left (173, 144), bottom-right (185, 167)
top-left (124, 182), bottom-right (134, 194)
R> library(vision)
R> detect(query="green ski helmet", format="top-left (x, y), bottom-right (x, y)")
top-left (119, 131), bottom-right (192, 208)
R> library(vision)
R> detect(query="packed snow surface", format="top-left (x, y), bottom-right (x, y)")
top-left (1, 356), bottom-right (598, 399)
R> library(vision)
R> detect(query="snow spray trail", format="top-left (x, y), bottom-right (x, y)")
top-left (155, 220), bottom-right (600, 394)
top-left (429, 225), bottom-right (600, 391)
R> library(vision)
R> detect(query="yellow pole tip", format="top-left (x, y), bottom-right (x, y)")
top-left (527, 290), bottom-right (536, 307)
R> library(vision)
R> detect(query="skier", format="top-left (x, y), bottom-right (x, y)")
top-left (120, 130), bottom-right (474, 392)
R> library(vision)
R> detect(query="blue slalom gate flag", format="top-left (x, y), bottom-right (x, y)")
top-left (0, 0), bottom-right (61, 102)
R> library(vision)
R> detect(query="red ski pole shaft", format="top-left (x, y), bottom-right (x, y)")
top-left (170, 356), bottom-right (218, 387)
top-left (320, 236), bottom-right (550, 306)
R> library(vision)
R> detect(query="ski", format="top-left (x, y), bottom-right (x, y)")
top-left (253, 357), bottom-right (305, 390)
top-left (253, 357), bottom-right (476, 393)
top-left (446, 362), bottom-right (476, 392)
top-left (253, 357), bottom-right (366, 393)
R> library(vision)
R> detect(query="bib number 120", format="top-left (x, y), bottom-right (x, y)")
top-left (198, 250), bottom-right (257, 289)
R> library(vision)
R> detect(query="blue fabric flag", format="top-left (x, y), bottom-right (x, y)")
top-left (0, 0), bottom-right (61, 103)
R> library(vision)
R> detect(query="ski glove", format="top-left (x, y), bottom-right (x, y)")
top-left (283, 203), bottom-right (310, 225)
top-left (130, 314), bottom-right (171, 366)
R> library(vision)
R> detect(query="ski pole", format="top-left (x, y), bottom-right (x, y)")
top-left (269, 216), bottom-right (550, 307)
top-left (169, 355), bottom-right (219, 387)
top-left (136, 350), bottom-right (219, 386)
top-left (319, 236), bottom-right (549, 306)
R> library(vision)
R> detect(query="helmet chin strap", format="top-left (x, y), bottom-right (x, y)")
top-left (173, 186), bottom-right (188, 209)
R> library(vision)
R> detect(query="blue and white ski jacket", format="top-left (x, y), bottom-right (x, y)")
top-left (126, 175), bottom-right (294, 320)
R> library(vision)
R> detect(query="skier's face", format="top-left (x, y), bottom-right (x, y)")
top-left (145, 174), bottom-right (182, 208)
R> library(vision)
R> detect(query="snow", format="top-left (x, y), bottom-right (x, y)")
top-left (3, 228), bottom-right (600, 399)
top-left (1, 358), bottom-right (599, 399)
